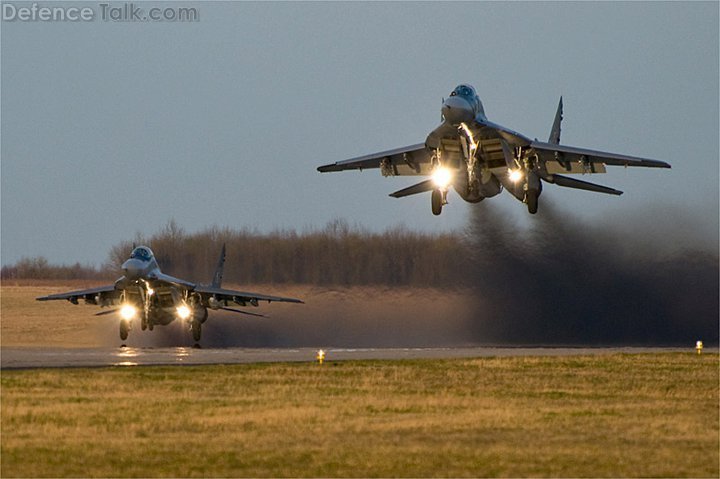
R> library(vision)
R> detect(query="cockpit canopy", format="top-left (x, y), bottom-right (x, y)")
top-left (130, 246), bottom-right (154, 262)
top-left (450, 84), bottom-right (477, 99)
top-left (448, 84), bottom-right (484, 118)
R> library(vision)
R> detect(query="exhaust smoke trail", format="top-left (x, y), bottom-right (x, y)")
top-left (464, 201), bottom-right (718, 345)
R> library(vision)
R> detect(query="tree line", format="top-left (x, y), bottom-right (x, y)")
top-left (2, 220), bottom-right (470, 287)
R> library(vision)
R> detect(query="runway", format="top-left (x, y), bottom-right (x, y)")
top-left (0, 346), bottom-right (694, 369)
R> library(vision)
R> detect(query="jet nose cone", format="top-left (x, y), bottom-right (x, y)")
top-left (442, 96), bottom-right (474, 125)
top-left (121, 258), bottom-right (144, 280)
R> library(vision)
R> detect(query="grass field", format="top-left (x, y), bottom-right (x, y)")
top-left (2, 353), bottom-right (718, 477)
top-left (1, 282), bottom-right (109, 348)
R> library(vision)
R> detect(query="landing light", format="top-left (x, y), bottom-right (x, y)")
top-left (176, 305), bottom-right (192, 320)
top-left (508, 169), bottom-right (523, 183)
top-left (432, 167), bottom-right (453, 189)
top-left (120, 304), bottom-right (137, 321)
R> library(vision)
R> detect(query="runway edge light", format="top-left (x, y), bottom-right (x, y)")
top-left (316, 349), bottom-right (325, 365)
top-left (696, 340), bottom-right (703, 355)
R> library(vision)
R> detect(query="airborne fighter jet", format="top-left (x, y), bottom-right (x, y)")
top-left (318, 84), bottom-right (670, 215)
top-left (37, 245), bottom-right (303, 342)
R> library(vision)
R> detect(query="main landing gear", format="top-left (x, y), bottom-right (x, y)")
top-left (190, 319), bottom-right (202, 342)
top-left (119, 320), bottom-right (130, 341)
top-left (431, 189), bottom-right (448, 216)
top-left (522, 169), bottom-right (542, 215)
top-left (525, 190), bottom-right (539, 214)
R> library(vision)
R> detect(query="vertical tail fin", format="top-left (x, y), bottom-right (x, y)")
top-left (211, 243), bottom-right (226, 288)
top-left (548, 96), bottom-right (563, 144)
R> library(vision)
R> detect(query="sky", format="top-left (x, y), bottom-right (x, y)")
top-left (1, 1), bottom-right (718, 266)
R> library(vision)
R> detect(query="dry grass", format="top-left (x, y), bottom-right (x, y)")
top-left (2, 353), bottom-right (718, 477)
top-left (1, 282), bottom-right (108, 348)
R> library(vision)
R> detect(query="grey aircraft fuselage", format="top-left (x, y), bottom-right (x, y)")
top-left (318, 84), bottom-right (671, 215)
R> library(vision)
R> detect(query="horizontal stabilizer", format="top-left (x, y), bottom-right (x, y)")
top-left (545, 174), bottom-right (623, 195)
top-left (389, 179), bottom-right (435, 198)
top-left (221, 307), bottom-right (267, 318)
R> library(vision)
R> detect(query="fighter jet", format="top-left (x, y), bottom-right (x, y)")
top-left (36, 245), bottom-right (303, 342)
top-left (318, 84), bottom-right (670, 215)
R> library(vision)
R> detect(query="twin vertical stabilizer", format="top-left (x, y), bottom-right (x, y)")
top-left (211, 243), bottom-right (226, 288)
top-left (549, 97), bottom-right (563, 145)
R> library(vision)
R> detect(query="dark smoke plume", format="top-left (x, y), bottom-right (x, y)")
top-left (463, 201), bottom-right (718, 345)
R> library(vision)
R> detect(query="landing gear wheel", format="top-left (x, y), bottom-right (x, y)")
top-left (431, 189), bottom-right (443, 216)
top-left (119, 320), bottom-right (129, 341)
top-left (191, 320), bottom-right (202, 342)
top-left (526, 191), bottom-right (539, 214)
top-left (141, 317), bottom-right (147, 331)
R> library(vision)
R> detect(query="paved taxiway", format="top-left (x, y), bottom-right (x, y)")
top-left (0, 346), bottom-right (694, 369)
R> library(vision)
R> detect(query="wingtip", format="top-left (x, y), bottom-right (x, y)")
top-left (651, 161), bottom-right (672, 169)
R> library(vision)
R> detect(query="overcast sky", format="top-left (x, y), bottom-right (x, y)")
top-left (2, 1), bottom-right (718, 266)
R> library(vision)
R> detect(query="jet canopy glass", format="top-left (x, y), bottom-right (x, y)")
top-left (450, 85), bottom-right (476, 99)
top-left (130, 247), bottom-right (154, 261)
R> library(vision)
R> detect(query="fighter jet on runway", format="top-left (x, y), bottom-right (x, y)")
top-left (318, 84), bottom-right (671, 215)
top-left (37, 245), bottom-right (303, 342)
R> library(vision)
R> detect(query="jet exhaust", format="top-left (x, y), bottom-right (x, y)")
top-left (463, 202), bottom-right (719, 345)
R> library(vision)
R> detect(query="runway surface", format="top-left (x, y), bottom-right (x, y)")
top-left (0, 346), bottom-right (695, 369)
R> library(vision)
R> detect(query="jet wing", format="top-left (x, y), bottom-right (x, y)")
top-left (193, 285), bottom-right (304, 305)
top-left (317, 143), bottom-right (434, 176)
top-left (531, 141), bottom-right (671, 174)
top-left (37, 285), bottom-right (119, 302)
